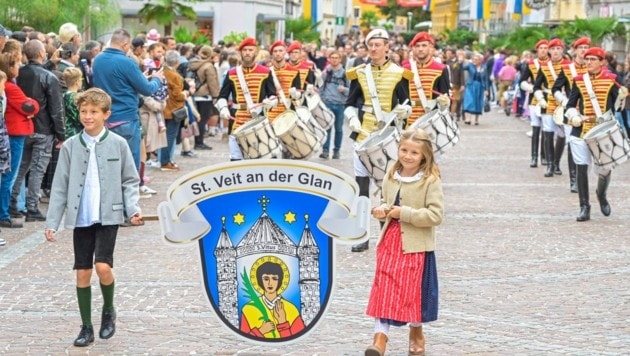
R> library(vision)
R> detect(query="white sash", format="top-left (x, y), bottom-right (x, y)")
top-left (236, 65), bottom-right (254, 111)
top-left (569, 63), bottom-right (578, 79)
top-left (269, 66), bottom-right (291, 109)
top-left (547, 61), bottom-right (558, 81)
top-left (409, 57), bottom-right (429, 109)
top-left (582, 73), bottom-right (603, 118)
top-left (364, 63), bottom-right (384, 122)
top-left (534, 59), bottom-right (541, 71)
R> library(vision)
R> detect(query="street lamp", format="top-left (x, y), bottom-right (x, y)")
top-left (407, 12), bottom-right (413, 33)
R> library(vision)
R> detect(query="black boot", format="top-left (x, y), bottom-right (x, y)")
top-left (553, 136), bottom-right (565, 175)
top-left (576, 165), bottom-right (590, 222)
top-left (543, 132), bottom-right (555, 177)
top-left (352, 177), bottom-right (371, 252)
top-left (596, 173), bottom-right (611, 216)
top-left (530, 126), bottom-right (540, 167)
top-left (74, 325), bottom-right (95, 347)
top-left (540, 129), bottom-right (548, 165)
top-left (567, 146), bottom-right (577, 193)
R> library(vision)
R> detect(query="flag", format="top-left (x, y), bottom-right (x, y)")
top-left (398, 0), bottom-right (427, 6)
top-left (471, 0), bottom-right (491, 20)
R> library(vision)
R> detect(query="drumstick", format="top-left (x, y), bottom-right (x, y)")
top-left (142, 215), bottom-right (160, 221)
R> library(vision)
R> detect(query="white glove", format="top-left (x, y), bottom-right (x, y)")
top-left (614, 87), bottom-right (628, 111)
top-left (262, 97), bottom-right (278, 110)
top-left (314, 70), bottom-right (324, 87)
top-left (571, 115), bottom-right (584, 127)
top-left (436, 94), bottom-right (451, 110)
top-left (392, 104), bottom-right (412, 119)
top-left (620, 87), bottom-right (629, 99)
top-left (305, 84), bottom-right (315, 96)
top-left (520, 82), bottom-right (534, 93)
top-left (216, 98), bottom-right (231, 119)
top-left (534, 90), bottom-right (547, 109)
top-left (219, 107), bottom-right (231, 120)
top-left (348, 117), bottom-right (362, 132)
top-left (553, 91), bottom-right (568, 108)
top-left (289, 87), bottom-right (302, 100)
top-left (565, 108), bottom-right (582, 127)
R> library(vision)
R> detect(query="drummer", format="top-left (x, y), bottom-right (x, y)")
top-left (533, 38), bottom-right (571, 178)
top-left (552, 37), bottom-right (590, 193)
top-left (215, 37), bottom-right (277, 160)
top-left (344, 28), bottom-right (411, 252)
top-left (565, 47), bottom-right (627, 222)
top-left (287, 41), bottom-right (317, 94)
top-left (520, 40), bottom-right (549, 168)
top-left (403, 32), bottom-right (451, 128)
top-left (265, 40), bottom-right (302, 123)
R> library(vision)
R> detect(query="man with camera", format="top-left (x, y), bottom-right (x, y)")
top-left (319, 50), bottom-right (349, 159)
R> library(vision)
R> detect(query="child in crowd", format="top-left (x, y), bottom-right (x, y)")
top-left (365, 128), bottom-right (444, 356)
top-left (62, 67), bottom-right (84, 139)
top-left (0, 71), bottom-right (8, 246)
top-left (45, 88), bottom-right (143, 347)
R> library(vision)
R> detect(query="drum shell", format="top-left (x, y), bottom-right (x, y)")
top-left (296, 106), bottom-right (327, 143)
top-left (232, 117), bottom-right (282, 159)
top-left (356, 127), bottom-right (400, 187)
top-left (306, 94), bottom-right (334, 130)
top-left (273, 110), bottom-right (321, 159)
top-left (583, 120), bottom-right (630, 170)
top-left (410, 110), bottom-right (460, 154)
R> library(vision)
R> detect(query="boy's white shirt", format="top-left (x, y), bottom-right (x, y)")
top-left (75, 128), bottom-right (106, 227)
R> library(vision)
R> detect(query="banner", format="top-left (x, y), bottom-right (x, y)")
top-left (398, 0), bottom-right (427, 7)
top-left (360, 0), bottom-right (388, 5)
top-left (525, 0), bottom-right (551, 10)
top-left (157, 160), bottom-right (370, 344)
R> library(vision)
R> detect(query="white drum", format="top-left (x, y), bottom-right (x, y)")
top-left (410, 109), bottom-right (460, 154)
top-left (232, 117), bottom-right (282, 159)
top-left (296, 106), bottom-right (327, 143)
top-left (305, 93), bottom-right (334, 130)
top-left (583, 120), bottom-right (630, 170)
top-left (272, 111), bottom-right (321, 159)
top-left (356, 127), bottom-right (400, 188)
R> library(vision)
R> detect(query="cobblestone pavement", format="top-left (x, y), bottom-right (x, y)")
top-left (1, 109), bottom-right (629, 355)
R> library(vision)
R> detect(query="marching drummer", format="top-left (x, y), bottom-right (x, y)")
top-left (287, 41), bottom-right (317, 95)
top-left (565, 47), bottom-right (628, 222)
top-left (552, 37), bottom-right (590, 193)
top-left (533, 38), bottom-right (571, 178)
top-left (265, 40), bottom-right (302, 123)
top-left (344, 28), bottom-right (412, 252)
top-left (520, 40), bottom-right (550, 168)
top-left (215, 37), bottom-right (277, 161)
top-left (403, 32), bottom-right (451, 128)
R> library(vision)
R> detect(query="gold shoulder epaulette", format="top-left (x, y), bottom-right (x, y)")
top-left (402, 68), bottom-right (414, 81)
top-left (346, 64), bottom-right (365, 80)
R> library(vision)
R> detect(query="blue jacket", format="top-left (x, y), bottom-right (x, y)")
top-left (93, 48), bottom-right (162, 123)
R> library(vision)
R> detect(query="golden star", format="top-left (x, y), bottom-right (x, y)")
top-left (284, 211), bottom-right (296, 224)
top-left (233, 212), bottom-right (245, 225)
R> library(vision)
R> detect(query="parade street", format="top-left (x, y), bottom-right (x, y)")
top-left (0, 110), bottom-right (628, 355)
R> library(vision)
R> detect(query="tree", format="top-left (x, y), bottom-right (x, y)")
top-left (285, 17), bottom-right (321, 43)
top-left (377, 0), bottom-right (431, 29)
top-left (499, 26), bottom-right (551, 54)
top-left (360, 11), bottom-right (380, 31)
top-left (0, 0), bottom-right (118, 39)
top-left (555, 17), bottom-right (625, 47)
top-left (173, 27), bottom-right (210, 45)
top-left (138, 0), bottom-right (199, 36)
top-left (441, 28), bottom-right (479, 48)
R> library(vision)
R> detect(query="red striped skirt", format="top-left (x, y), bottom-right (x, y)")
top-left (366, 220), bottom-right (427, 324)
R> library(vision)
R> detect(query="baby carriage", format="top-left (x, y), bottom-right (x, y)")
top-left (503, 84), bottom-right (517, 117)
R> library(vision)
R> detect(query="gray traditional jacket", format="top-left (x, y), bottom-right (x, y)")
top-left (46, 129), bottom-right (140, 230)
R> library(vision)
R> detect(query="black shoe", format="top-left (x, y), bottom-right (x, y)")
top-left (9, 207), bottom-right (23, 218)
top-left (25, 209), bottom-right (46, 222)
top-left (351, 240), bottom-right (369, 252)
top-left (319, 151), bottom-right (329, 159)
top-left (180, 151), bottom-right (197, 157)
top-left (0, 218), bottom-right (23, 228)
top-left (194, 143), bottom-right (213, 150)
top-left (99, 310), bottom-right (116, 339)
top-left (332, 151), bottom-right (340, 159)
top-left (74, 325), bottom-right (94, 347)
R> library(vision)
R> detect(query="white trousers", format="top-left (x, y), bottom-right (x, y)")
top-left (542, 114), bottom-right (565, 137)
top-left (529, 105), bottom-right (542, 127)
top-left (568, 136), bottom-right (611, 176)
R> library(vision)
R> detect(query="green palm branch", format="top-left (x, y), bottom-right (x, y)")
top-left (240, 267), bottom-right (278, 338)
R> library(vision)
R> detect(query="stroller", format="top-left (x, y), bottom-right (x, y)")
top-left (503, 86), bottom-right (517, 117)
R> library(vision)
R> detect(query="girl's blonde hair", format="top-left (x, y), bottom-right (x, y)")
top-left (387, 128), bottom-right (440, 184)
top-left (63, 67), bottom-right (83, 89)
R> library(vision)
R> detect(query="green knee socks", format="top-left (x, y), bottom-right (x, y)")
top-left (76, 286), bottom-right (92, 326)
top-left (100, 281), bottom-right (115, 312)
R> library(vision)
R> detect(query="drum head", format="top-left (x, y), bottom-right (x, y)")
top-left (272, 111), bottom-right (298, 136)
top-left (583, 120), bottom-right (617, 141)
top-left (233, 116), bottom-right (266, 135)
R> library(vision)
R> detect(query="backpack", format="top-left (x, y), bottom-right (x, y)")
top-left (186, 63), bottom-right (203, 91)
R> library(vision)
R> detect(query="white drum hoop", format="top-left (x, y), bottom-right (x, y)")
top-left (296, 106), bottom-right (327, 143)
top-left (306, 94), bottom-right (334, 131)
top-left (410, 110), bottom-right (460, 154)
top-left (232, 117), bottom-right (282, 159)
top-left (583, 120), bottom-right (630, 170)
top-left (356, 126), bottom-right (400, 188)
top-left (272, 110), bottom-right (321, 159)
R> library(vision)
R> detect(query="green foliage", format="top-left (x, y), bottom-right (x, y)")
top-left (173, 27), bottom-right (211, 45)
top-left (138, 0), bottom-right (199, 36)
top-left (360, 10), bottom-right (380, 30)
top-left (555, 17), bottom-right (625, 47)
top-left (0, 0), bottom-right (118, 39)
top-left (441, 28), bottom-right (479, 48)
top-left (377, 0), bottom-right (431, 25)
top-left (223, 31), bottom-right (249, 45)
top-left (486, 33), bottom-right (510, 51)
top-left (500, 26), bottom-right (551, 53)
top-left (285, 17), bottom-right (320, 43)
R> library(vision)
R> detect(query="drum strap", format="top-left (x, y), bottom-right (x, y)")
top-left (269, 67), bottom-right (292, 109)
top-left (409, 57), bottom-right (429, 110)
top-left (569, 63), bottom-right (578, 79)
top-left (236, 65), bottom-right (255, 111)
top-left (547, 61), bottom-right (558, 81)
top-left (534, 59), bottom-right (540, 71)
top-left (364, 63), bottom-right (384, 122)
top-left (583, 73), bottom-right (603, 118)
